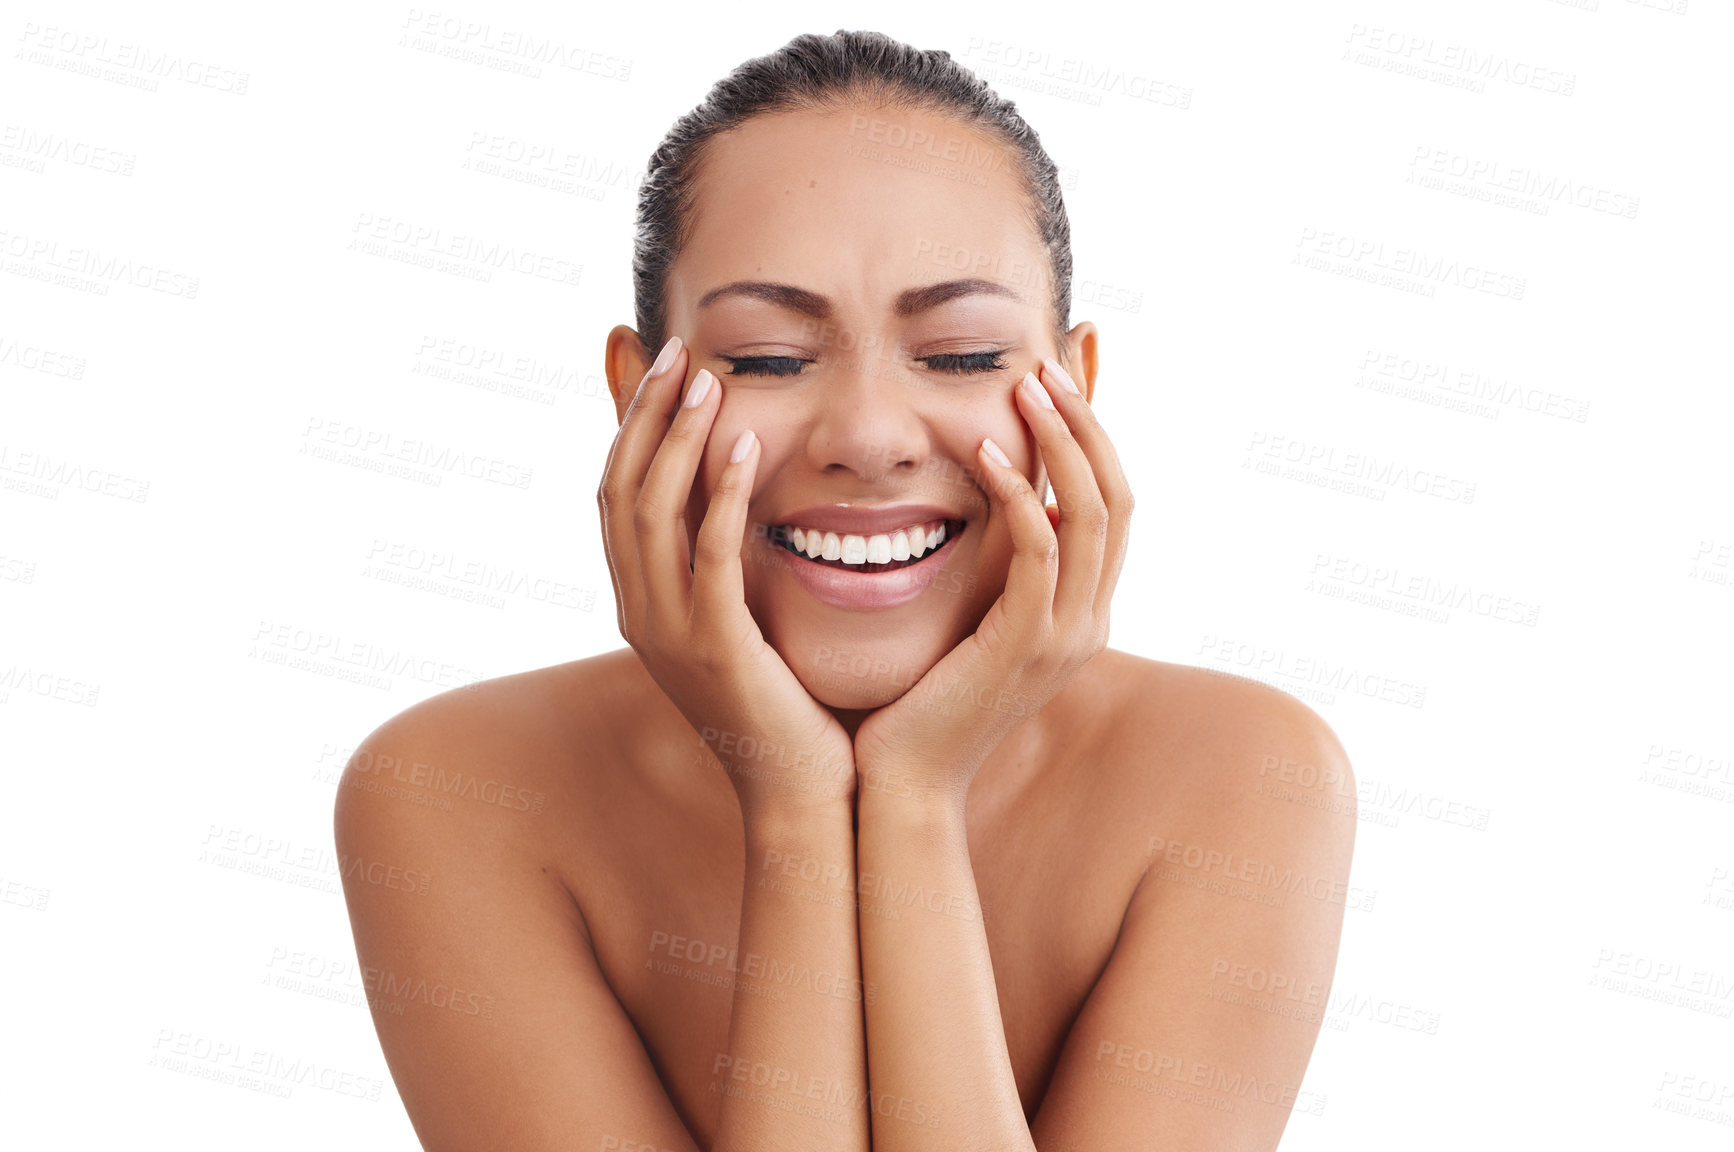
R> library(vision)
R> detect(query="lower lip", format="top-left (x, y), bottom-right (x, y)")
top-left (773, 527), bottom-right (965, 610)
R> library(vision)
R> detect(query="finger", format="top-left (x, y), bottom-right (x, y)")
top-left (637, 367), bottom-right (722, 618)
top-left (1019, 367), bottom-right (1107, 622)
top-left (691, 427), bottom-right (759, 641)
top-left (1038, 356), bottom-right (1135, 615)
top-left (598, 337), bottom-right (689, 620)
top-left (975, 434), bottom-right (1058, 640)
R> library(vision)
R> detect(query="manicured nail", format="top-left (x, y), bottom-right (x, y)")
top-left (683, 369), bottom-right (713, 408)
top-left (1042, 356), bottom-right (1079, 394)
top-left (730, 429), bottom-right (756, 463)
top-left (981, 437), bottom-right (1011, 467)
top-left (650, 335), bottom-right (682, 377)
top-left (1022, 371), bottom-right (1055, 410)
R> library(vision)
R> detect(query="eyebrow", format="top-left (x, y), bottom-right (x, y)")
top-left (696, 277), bottom-right (1024, 318)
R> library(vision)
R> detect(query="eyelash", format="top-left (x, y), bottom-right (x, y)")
top-left (719, 351), bottom-right (1011, 378)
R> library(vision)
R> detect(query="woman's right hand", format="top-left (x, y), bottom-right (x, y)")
top-left (597, 336), bottom-right (857, 820)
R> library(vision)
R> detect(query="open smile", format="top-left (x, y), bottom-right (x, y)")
top-left (768, 518), bottom-right (967, 575)
top-left (762, 518), bottom-right (971, 610)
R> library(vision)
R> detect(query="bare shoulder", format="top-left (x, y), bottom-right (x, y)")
top-left (333, 650), bottom-right (636, 839)
top-left (330, 649), bottom-right (700, 1150)
top-left (1023, 661), bottom-right (1358, 1147)
top-left (1088, 648), bottom-right (1357, 858)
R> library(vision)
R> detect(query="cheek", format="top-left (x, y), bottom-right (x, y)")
top-left (687, 397), bottom-right (782, 517)
top-left (937, 388), bottom-right (1038, 479)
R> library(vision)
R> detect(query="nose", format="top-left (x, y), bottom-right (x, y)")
top-left (803, 351), bottom-right (932, 483)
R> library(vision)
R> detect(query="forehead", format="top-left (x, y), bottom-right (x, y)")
top-left (669, 105), bottom-right (1046, 316)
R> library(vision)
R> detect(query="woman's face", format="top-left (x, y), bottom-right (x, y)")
top-left (613, 104), bottom-right (1097, 712)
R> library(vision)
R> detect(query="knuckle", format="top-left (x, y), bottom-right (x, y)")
top-left (1018, 531), bottom-right (1060, 564)
top-left (1080, 503), bottom-right (1111, 540)
top-left (661, 417), bottom-right (702, 449)
top-left (633, 497), bottom-right (670, 535)
top-left (693, 530), bottom-right (731, 561)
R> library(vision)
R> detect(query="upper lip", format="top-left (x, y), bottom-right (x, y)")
top-left (768, 503), bottom-right (970, 536)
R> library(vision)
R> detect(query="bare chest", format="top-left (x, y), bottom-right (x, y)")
top-left (565, 775), bottom-right (1141, 1145)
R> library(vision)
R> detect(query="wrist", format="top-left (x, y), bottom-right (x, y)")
top-left (739, 794), bottom-right (856, 838)
top-left (856, 776), bottom-right (970, 834)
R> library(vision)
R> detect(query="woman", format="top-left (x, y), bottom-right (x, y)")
top-left (336, 29), bottom-right (1355, 1152)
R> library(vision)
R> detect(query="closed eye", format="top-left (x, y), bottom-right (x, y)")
top-left (721, 356), bottom-right (810, 378)
top-left (924, 351), bottom-right (1010, 375)
top-left (720, 351), bottom-right (1011, 378)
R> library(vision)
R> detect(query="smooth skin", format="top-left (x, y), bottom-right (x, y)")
top-left (336, 102), bottom-right (1356, 1152)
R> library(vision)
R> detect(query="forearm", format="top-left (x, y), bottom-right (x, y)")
top-left (712, 802), bottom-right (871, 1152)
top-left (856, 789), bottom-right (1036, 1152)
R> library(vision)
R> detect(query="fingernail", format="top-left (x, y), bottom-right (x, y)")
top-left (650, 335), bottom-right (682, 377)
top-left (730, 428), bottom-right (756, 463)
top-left (1022, 371), bottom-right (1055, 410)
top-left (683, 369), bottom-right (713, 408)
top-left (981, 437), bottom-right (1011, 467)
top-left (1043, 356), bottom-right (1079, 395)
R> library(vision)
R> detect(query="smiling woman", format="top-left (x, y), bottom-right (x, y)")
top-left (335, 28), bottom-right (1355, 1152)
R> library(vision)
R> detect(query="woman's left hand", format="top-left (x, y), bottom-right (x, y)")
top-left (852, 356), bottom-right (1134, 806)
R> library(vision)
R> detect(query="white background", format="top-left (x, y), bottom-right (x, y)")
top-left (3, 0), bottom-right (1731, 1147)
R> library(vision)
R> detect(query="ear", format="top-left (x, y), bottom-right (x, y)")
top-left (1064, 320), bottom-right (1099, 405)
top-left (604, 324), bottom-right (654, 427)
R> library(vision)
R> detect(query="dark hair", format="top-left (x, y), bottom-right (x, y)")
top-left (631, 29), bottom-right (1073, 364)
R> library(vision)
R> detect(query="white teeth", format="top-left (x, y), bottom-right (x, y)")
top-left (780, 520), bottom-right (952, 566)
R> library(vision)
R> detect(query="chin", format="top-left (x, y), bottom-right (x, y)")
top-left (773, 627), bottom-right (956, 712)
top-left (736, 513), bottom-right (1012, 710)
